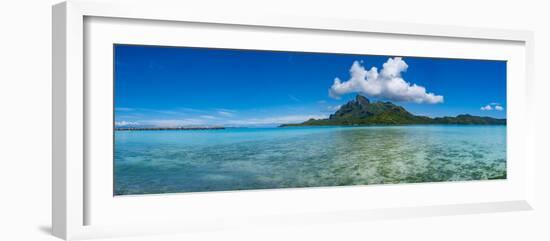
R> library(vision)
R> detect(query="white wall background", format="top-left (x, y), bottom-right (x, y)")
top-left (0, 0), bottom-right (548, 240)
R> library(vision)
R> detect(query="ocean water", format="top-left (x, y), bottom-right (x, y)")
top-left (114, 125), bottom-right (506, 195)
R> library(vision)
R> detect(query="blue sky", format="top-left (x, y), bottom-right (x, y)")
top-left (114, 44), bottom-right (506, 127)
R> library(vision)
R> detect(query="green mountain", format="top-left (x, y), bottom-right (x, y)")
top-left (280, 95), bottom-right (506, 127)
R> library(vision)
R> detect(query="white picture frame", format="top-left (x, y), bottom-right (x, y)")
top-left (52, 0), bottom-right (536, 240)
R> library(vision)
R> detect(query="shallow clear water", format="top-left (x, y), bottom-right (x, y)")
top-left (114, 125), bottom-right (506, 195)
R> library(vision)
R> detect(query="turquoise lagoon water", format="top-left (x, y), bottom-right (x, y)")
top-left (114, 125), bottom-right (506, 195)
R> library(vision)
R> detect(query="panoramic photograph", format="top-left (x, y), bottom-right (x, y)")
top-left (113, 44), bottom-right (507, 195)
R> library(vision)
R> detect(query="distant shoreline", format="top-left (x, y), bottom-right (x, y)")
top-left (115, 127), bottom-right (225, 131)
top-left (279, 123), bottom-right (506, 127)
top-left (114, 124), bottom-right (507, 131)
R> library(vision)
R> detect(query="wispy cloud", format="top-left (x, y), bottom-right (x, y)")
top-left (199, 115), bottom-right (217, 119)
top-left (225, 114), bottom-right (328, 126)
top-left (329, 57), bottom-right (444, 104)
top-left (480, 103), bottom-right (504, 111)
top-left (114, 121), bottom-right (139, 126)
top-left (136, 119), bottom-right (207, 127)
top-left (322, 105), bottom-right (341, 113)
top-left (115, 107), bottom-right (134, 112)
top-left (288, 94), bottom-right (301, 102)
top-left (216, 110), bottom-right (235, 117)
top-left (116, 113), bottom-right (328, 128)
top-left (154, 110), bottom-right (183, 115)
top-left (118, 107), bottom-right (238, 117)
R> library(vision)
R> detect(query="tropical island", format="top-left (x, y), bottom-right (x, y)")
top-left (280, 95), bottom-right (506, 127)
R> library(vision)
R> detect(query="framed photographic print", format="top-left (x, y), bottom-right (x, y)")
top-left (52, 0), bottom-right (535, 240)
top-left (113, 45), bottom-right (508, 195)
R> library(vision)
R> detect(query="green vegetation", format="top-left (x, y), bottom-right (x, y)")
top-left (280, 95), bottom-right (506, 127)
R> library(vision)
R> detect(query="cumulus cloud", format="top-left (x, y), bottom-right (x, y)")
top-left (480, 105), bottom-right (493, 111)
top-left (328, 57), bottom-right (443, 104)
top-left (481, 103), bottom-right (504, 111)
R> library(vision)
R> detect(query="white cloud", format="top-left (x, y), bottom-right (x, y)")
top-left (115, 121), bottom-right (139, 126)
top-left (480, 105), bottom-right (493, 111)
top-left (480, 103), bottom-right (504, 111)
top-left (199, 115), bottom-right (217, 119)
top-left (115, 107), bottom-right (134, 112)
top-left (288, 94), bottom-right (301, 102)
top-left (217, 110), bottom-right (234, 117)
top-left (225, 114), bottom-right (328, 126)
top-left (125, 114), bottom-right (328, 128)
top-left (328, 57), bottom-right (443, 104)
top-left (325, 105), bottom-right (341, 112)
top-left (140, 119), bottom-right (207, 127)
